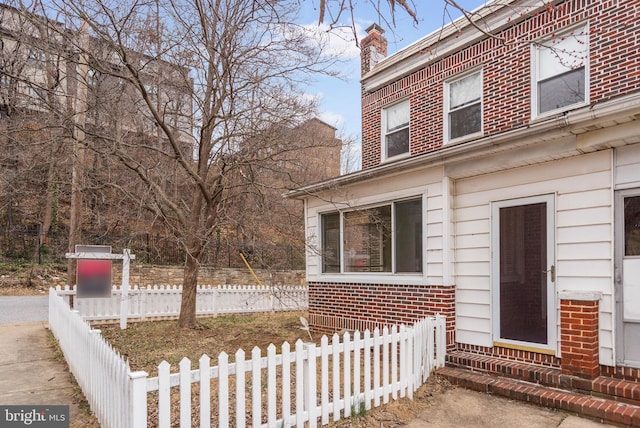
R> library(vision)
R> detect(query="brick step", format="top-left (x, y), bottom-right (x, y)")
top-left (446, 350), bottom-right (640, 406)
top-left (438, 366), bottom-right (640, 427)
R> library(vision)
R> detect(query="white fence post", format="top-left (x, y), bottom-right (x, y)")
top-left (305, 342), bottom-right (318, 428)
top-left (130, 371), bottom-right (148, 428)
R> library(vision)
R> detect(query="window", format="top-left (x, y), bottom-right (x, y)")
top-left (382, 100), bottom-right (410, 159)
top-left (446, 70), bottom-right (482, 141)
top-left (320, 198), bottom-right (423, 274)
top-left (534, 26), bottom-right (588, 115)
top-left (322, 213), bottom-right (340, 272)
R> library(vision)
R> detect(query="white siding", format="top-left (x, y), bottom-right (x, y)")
top-left (453, 150), bottom-right (615, 364)
top-left (615, 144), bottom-right (640, 189)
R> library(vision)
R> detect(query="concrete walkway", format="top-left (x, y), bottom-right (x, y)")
top-left (406, 385), bottom-right (616, 427)
top-left (0, 322), bottom-right (96, 427)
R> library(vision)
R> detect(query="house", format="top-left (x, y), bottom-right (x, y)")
top-left (287, 0), bottom-right (640, 422)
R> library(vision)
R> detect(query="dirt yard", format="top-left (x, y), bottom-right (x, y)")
top-left (97, 312), bottom-right (451, 427)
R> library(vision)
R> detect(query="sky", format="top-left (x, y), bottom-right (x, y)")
top-left (297, 0), bottom-right (488, 171)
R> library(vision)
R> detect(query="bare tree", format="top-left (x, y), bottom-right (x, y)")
top-left (28, 0), bottom-right (340, 328)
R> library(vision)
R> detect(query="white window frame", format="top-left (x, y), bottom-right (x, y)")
top-left (444, 68), bottom-right (483, 143)
top-left (381, 99), bottom-right (410, 162)
top-left (317, 190), bottom-right (427, 284)
top-left (531, 23), bottom-right (589, 118)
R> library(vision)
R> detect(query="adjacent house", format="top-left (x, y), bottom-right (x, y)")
top-left (287, 0), bottom-right (640, 406)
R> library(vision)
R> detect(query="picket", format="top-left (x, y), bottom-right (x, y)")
top-left (49, 287), bottom-right (446, 428)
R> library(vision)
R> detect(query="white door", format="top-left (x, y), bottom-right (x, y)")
top-left (492, 195), bottom-right (556, 351)
top-left (615, 189), bottom-right (640, 367)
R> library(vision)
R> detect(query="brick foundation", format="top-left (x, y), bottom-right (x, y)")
top-left (308, 282), bottom-right (455, 349)
top-left (455, 343), bottom-right (560, 368)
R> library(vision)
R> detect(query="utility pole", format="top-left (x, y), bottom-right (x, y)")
top-left (67, 20), bottom-right (89, 287)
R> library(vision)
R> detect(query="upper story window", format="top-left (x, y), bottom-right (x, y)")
top-left (382, 99), bottom-right (409, 160)
top-left (320, 197), bottom-right (423, 274)
top-left (533, 25), bottom-right (588, 116)
top-left (445, 70), bottom-right (482, 142)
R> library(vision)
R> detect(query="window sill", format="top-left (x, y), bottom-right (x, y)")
top-left (531, 101), bottom-right (589, 123)
top-left (381, 152), bottom-right (411, 164)
top-left (444, 131), bottom-right (484, 147)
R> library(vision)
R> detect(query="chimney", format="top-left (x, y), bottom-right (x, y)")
top-left (361, 23), bottom-right (388, 76)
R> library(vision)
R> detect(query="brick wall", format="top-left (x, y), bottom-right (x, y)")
top-left (361, 0), bottom-right (640, 169)
top-left (308, 282), bottom-right (455, 348)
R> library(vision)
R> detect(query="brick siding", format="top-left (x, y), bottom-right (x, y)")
top-left (361, 0), bottom-right (640, 169)
top-left (308, 282), bottom-right (455, 349)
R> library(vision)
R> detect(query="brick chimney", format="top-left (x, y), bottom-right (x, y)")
top-left (361, 23), bottom-right (388, 76)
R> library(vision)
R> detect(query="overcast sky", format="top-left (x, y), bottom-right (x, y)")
top-left (298, 0), bottom-right (487, 171)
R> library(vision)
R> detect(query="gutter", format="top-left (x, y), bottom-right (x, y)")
top-left (285, 92), bottom-right (640, 199)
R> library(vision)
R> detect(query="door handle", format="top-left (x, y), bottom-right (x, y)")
top-left (543, 265), bottom-right (556, 282)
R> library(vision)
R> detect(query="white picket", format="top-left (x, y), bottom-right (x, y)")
top-left (267, 344), bottom-right (277, 427)
top-left (331, 333), bottom-right (340, 422)
top-left (158, 360), bottom-right (171, 428)
top-left (295, 339), bottom-right (305, 428)
top-left (235, 349), bottom-right (246, 428)
top-left (281, 341), bottom-right (292, 426)
top-left (179, 358), bottom-right (191, 428)
top-left (363, 329), bottom-right (372, 410)
top-left (342, 332), bottom-right (352, 418)
top-left (320, 335), bottom-right (329, 425)
top-left (218, 353), bottom-right (228, 428)
top-left (251, 346), bottom-right (261, 428)
top-left (373, 328), bottom-right (381, 408)
top-left (199, 355), bottom-right (211, 428)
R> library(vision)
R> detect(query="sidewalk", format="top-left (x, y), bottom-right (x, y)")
top-left (0, 322), bottom-right (97, 427)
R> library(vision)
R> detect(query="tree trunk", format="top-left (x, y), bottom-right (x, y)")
top-left (177, 252), bottom-right (200, 328)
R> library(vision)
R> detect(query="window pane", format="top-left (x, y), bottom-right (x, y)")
top-left (395, 199), bottom-right (423, 273)
top-left (538, 32), bottom-right (587, 81)
top-left (449, 103), bottom-right (481, 139)
top-left (538, 67), bottom-right (585, 114)
top-left (322, 213), bottom-right (340, 273)
top-left (450, 72), bottom-right (481, 109)
top-left (625, 196), bottom-right (640, 257)
top-left (344, 207), bottom-right (392, 272)
top-left (386, 101), bottom-right (409, 131)
top-left (386, 127), bottom-right (409, 158)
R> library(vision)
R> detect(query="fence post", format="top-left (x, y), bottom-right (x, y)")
top-left (130, 371), bottom-right (148, 428)
top-left (305, 342), bottom-right (317, 428)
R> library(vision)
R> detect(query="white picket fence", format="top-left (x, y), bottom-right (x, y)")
top-left (48, 288), bottom-right (141, 427)
top-left (54, 284), bottom-right (308, 322)
top-left (48, 288), bottom-right (447, 428)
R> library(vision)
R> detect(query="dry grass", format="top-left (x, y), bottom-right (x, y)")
top-left (0, 263), bottom-right (65, 295)
top-left (99, 311), bottom-right (310, 375)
